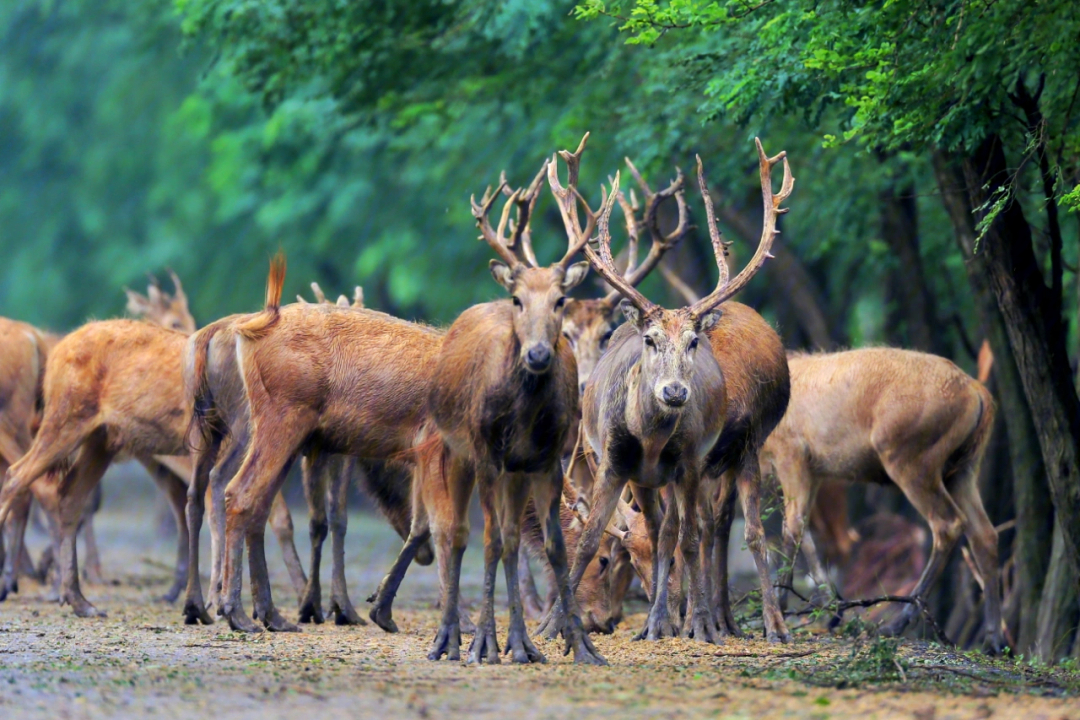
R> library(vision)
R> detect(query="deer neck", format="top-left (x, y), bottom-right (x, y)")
top-left (625, 360), bottom-right (679, 471)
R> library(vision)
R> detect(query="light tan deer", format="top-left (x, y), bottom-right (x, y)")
top-left (761, 348), bottom-right (1002, 652)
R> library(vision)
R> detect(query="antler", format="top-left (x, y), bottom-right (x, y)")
top-left (471, 160), bottom-right (549, 269)
top-left (581, 172), bottom-right (661, 318)
top-left (167, 269), bottom-right (188, 308)
top-left (600, 159), bottom-right (692, 305)
top-left (547, 133), bottom-right (598, 269)
top-left (688, 138), bottom-right (793, 317)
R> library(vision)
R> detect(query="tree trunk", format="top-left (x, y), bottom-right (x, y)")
top-left (878, 158), bottom-right (943, 354)
top-left (1034, 520), bottom-right (1079, 662)
top-left (960, 134), bottom-right (1080, 586)
top-left (932, 150), bottom-right (1053, 654)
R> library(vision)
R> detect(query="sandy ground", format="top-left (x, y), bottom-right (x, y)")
top-left (0, 470), bottom-right (1076, 720)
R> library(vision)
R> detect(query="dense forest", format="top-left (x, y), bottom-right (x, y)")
top-left (1, 0), bottom-right (1078, 661)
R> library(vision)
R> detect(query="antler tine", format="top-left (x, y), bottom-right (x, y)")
top-left (509, 161), bottom-right (549, 268)
top-left (695, 155), bottom-right (730, 293)
top-left (613, 180), bottom-right (640, 277)
top-left (310, 282), bottom-right (328, 304)
top-left (581, 172), bottom-right (659, 315)
top-left (470, 177), bottom-right (522, 268)
top-left (352, 286), bottom-right (364, 308)
top-left (547, 135), bottom-right (599, 269)
top-left (688, 138), bottom-right (793, 317)
top-left (167, 269), bottom-right (187, 305)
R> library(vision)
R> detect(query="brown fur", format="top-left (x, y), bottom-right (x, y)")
top-left (210, 261), bottom-right (447, 633)
top-left (760, 348), bottom-right (1002, 651)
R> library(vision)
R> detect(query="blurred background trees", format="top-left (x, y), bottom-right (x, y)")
top-left (0, 0), bottom-right (1077, 661)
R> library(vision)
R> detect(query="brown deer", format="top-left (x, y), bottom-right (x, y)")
top-left (0, 318), bottom-right (57, 600)
top-left (416, 137), bottom-right (602, 666)
top-left (538, 139), bottom-right (793, 644)
top-left (761, 348), bottom-right (1003, 652)
top-left (204, 256), bottom-right (451, 633)
top-left (0, 276), bottom-right (305, 617)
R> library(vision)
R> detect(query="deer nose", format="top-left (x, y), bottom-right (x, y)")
top-left (524, 343), bottom-right (553, 373)
top-left (661, 383), bottom-right (689, 407)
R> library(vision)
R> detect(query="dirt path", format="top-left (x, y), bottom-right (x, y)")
top-left (0, 505), bottom-right (1076, 719)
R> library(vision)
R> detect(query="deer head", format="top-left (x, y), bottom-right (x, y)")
top-left (562, 158), bottom-right (692, 391)
top-left (125, 270), bottom-right (195, 334)
top-left (472, 137), bottom-right (592, 375)
top-left (584, 139), bottom-right (793, 411)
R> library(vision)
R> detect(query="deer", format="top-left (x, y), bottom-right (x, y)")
top-left (202, 256), bottom-right (462, 633)
top-left (411, 136), bottom-right (604, 666)
top-left (536, 138), bottom-right (794, 645)
top-left (517, 159), bottom-right (692, 621)
top-left (0, 274), bottom-right (306, 618)
top-left (760, 348), bottom-right (1003, 652)
top-left (0, 317), bottom-right (58, 600)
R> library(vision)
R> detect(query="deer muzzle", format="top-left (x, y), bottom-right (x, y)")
top-left (523, 342), bottom-right (553, 374)
top-left (660, 382), bottom-right (690, 408)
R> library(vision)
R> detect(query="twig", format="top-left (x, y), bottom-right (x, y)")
top-left (789, 593), bottom-right (952, 645)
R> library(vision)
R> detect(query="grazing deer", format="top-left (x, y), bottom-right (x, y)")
top-left (540, 139), bottom-right (793, 644)
top-left (418, 137), bottom-right (602, 666)
top-left (761, 348), bottom-right (1002, 652)
top-left (205, 256), bottom-right (449, 633)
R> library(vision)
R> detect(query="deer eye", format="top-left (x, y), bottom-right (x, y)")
top-left (554, 296), bottom-right (567, 310)
top-left (644, 336), bottom-right (656, 349)
top-left (688, 337), bottom-right (699, 351)
top-left (512, 296), bottom-right (523, 310)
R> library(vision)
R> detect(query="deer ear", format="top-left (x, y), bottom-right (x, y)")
top-left (561, 261), bottom-right (590, 292)
top-left (125, 289), bottom-right (151, 317)
top-left (696, 308), bottom-right (723, 332)
top-left (489, 260), bottom-right (515, 291)
top-left (619, 299), bottom-right (645, 328)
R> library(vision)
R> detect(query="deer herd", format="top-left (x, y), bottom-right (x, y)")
top-left (0, 134), bottom-right (1005, 667)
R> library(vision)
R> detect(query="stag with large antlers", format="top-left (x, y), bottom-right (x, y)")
top-left (539, 139), bottom-right (794, 643)
top-left (415, 137), bottom-right (603, 665)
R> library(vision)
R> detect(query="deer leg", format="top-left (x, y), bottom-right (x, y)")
top-left (428, 454), bottom-right (474, 662)
top-left (142, 459), bottom-right (190, 604)
top-left (737, 457), bottom-right (791, 643)
top-left (298, 453), bottom-right (329, 624)
top-left (949, 475), bottom-right (1003, 654)
top-left (535, 468), bottom-right (605, 665)
top-left (518, 546), bottom-right (547, 620)
top-left (79, 483), bottom-right (104, 585)
top-left (221, 420), bottom-right (305, 634)
top-left (368, 525), bottom-right (431, 633)
top-left (636, 485), bottom-right (679, 641)
top-left (183, 433), bottom-right (221, 625)
top-left (881, 464), bottom-right (963, 639)
top-left (535, 463), bottom-right (623, 640)
top-left (692, 477), bottom-right (718, 636)
top-left (327, 456), bottom-right (364, 626)
top-left (680, 472), bottom-right (717, 643)
top-left (248, 459), bottom-right (301, 633)
top-left (711, 471), bottom-right (743, 637)
top-left (468, 478), bottom-right (502, 665)
top-left (499, 473), bottom-right (544, 664)
top-left (269, 490), bottom-right (306, 597)
top-left (0, 493), bottom-right (31, 601)
top-left (208, 438), bottom-right (245, 614)
top-left (51, 436), bottom-right (114, 618)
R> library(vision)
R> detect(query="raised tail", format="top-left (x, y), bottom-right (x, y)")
top-left (236, 251), bottom-right (286, 341)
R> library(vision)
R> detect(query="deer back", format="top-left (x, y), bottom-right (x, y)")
top-left (43, 320), bottom-right (189, 457)
top-left (762, 347), bottom-right (988, 483)
top-left (0, 317), bottom-right (52, 462)
top-left (237, 303), bottom-right (444, 458)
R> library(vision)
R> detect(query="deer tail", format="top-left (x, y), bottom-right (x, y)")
top-left (948, 380), bottom-right (996, 483)
top-left (236, 252), bottom-right (286, 341)
top-left (184, 324), bottom-right (224, 454)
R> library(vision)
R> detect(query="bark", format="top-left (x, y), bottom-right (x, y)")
top-left (878, 158), bottom-right (943, 354)
top-left (961, 134), bottom-right (1080, 586)
top-left (933, 150), bottom-right (1052, 654)
top-left (1033, 520), bottom-right (1079, 662)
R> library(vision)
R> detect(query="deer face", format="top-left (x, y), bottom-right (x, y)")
top-left (125, 282), bottom-right (195, 334)
top-left (622, 301), bottom-right (720, 410)
top-left (491, 261), bottom-right (589, 375)
top-left (561, 298), bottom-right (617, 393)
